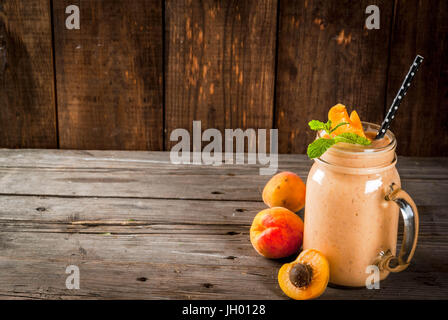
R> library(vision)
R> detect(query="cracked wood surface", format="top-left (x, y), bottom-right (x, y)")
top-left (0, 149), bottom-right (447, 299)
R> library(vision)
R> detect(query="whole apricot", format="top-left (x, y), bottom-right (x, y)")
top-left (278, 249), bottom-right (330, 300)
top-left (262, 172), bottom-right (306, 212)
top-left (250, 207), bottom-right (304, 259)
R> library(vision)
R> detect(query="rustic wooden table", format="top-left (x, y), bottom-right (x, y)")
top-left (0, 149), bottom-right (447, 299)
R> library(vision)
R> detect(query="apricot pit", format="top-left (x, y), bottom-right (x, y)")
top-left (278, 249), bottom-right (330, 300)
top-left (289, 263), bottom-right (313, 288)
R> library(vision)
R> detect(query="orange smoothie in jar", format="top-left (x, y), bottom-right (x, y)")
top-left (303, 122), bottom-right (399, 287)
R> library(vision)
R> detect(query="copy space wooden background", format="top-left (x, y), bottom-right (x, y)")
top-left (0, 0), bottom-right (447, 156)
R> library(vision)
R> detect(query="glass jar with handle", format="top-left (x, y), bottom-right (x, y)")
top-left (303, 122), bottom-right (419, 287)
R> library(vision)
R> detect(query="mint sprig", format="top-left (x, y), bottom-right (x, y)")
top-left (307, 138), bottom-right (336, 159)
top-left (308, 120), bottom-right (332, 132)
top-left (307, 120), bottom-right (371, 159)
top-left (334, 132), bottom-right (371, 145)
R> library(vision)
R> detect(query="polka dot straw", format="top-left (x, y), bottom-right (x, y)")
top-left (375, 55), bottom-right (424, 139)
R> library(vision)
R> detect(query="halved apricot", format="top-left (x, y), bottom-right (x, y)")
top-left (278, 249), bottom-right (330, 300)
top-left (328, 104), bottom-right (367, 138)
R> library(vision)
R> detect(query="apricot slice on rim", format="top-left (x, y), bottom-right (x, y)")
top-left (278, 249), bottom-right (330, 300)
top-left (349, 110), bottom-right (363, 131)
top-left (328, 103), bottom-right (351, 128)
top-left (328, 104), bottom-right (367, 138)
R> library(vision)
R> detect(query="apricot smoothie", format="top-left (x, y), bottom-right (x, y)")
top-left (303, 122), bottom-right (418, 287)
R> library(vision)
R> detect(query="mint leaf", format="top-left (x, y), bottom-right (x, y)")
top-left (334, 132), bottom-right (371, 146)
top-left (307, 118), bottom-right (372, 159)
top-left (309, 120), bottom-right (333, 134)
top-left (329, 121), bottom-right (349, 134)
top-left (324, 120), bottom-right (332, 133)
top-left (308, 120), bottom-right (327, 131)
top-left (307, 138), bottom-right (336, 159)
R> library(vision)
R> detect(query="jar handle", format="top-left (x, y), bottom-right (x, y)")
top-left (375, 183), bottom-right (419, 272)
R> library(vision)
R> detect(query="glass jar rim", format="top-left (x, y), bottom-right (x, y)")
top-left (315, 153), bottom-right (398, 174)
top-left (317, 121), bottom-right (397, 155)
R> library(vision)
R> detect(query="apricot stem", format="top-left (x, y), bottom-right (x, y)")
top-left (289, 263), bottom-right (313, 288)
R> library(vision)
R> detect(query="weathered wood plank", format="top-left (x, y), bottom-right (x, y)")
top-left (1, 250), bottom-right (446, 300)
top-left (0, 195), bottom-right (264, 226)
top-left (0, 150), bottom-right (446, 180)
top-left (165, 0), bottom-right (277, 150)
top-left (0, 196), bottom-right (445, 245)
top-left (0, 149), bottom-right (312, 170)
top-left (52, 0), bottom-right (163, 150)
top-left (0, 257), bottom-right (282, 300)
top-left (386, 0), bottom-right (448, 156)
top-left (0, 150), bottom-right (447, 299)
top-left (275, 0), bottom-right (394, 154)
top-left (0, 165), bottom-right (445, 205)
top-left (0, 0), bottom-right (57, 148)
top-left (0, 198), bottom-right (446, 299)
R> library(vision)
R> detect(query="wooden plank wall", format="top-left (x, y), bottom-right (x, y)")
top-left (165, 0), bottom-right (277, 150)
top-left (0, 0), bottom-right (447, 156)
top-left (385, 0), bottom-right (448, 156)
top-left (276, 0), bottom-right (393, 153)
top-left (53, 0), bottom-right (163, 150)
top-left (0, 0), bottom-right (57, 148)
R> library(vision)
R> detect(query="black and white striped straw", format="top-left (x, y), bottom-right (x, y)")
top-left (376, 55), bottom-right (424, 139)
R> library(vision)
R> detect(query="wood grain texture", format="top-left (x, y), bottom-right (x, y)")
top-left (275, 0), bottom-right (394, 154)
top-left (0, 149), bottom-right (447, 299)
top-left (385, 0), bottom-right (448, 156)
top-left (0, 150), bottom-right (446, 205)
top-left (0, 208), bottom-right (446, 300)
top-left (165, 0), bottom-right (277, 150)
top-left (2, 149), bottom-right (446, 179)
top-left (53, 0), bottom-right (163, 150)
top-left (0, 0), bottom-right (57, 148)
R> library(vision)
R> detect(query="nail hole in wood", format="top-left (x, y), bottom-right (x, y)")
top-left (36, 207), bottom-right (46, 212)
top-left (235, 208), bottom-right (246, 212)
top-left (211, 191), bottom-right (223, 194)
top-left (136, 277), bottom-right (147, 282)
top-left (225, 256), bottom-right (237, 260)
top-left (226, 231), bottom-right (240, 235)
top-left (203, 283), bottom-right (213, 288)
